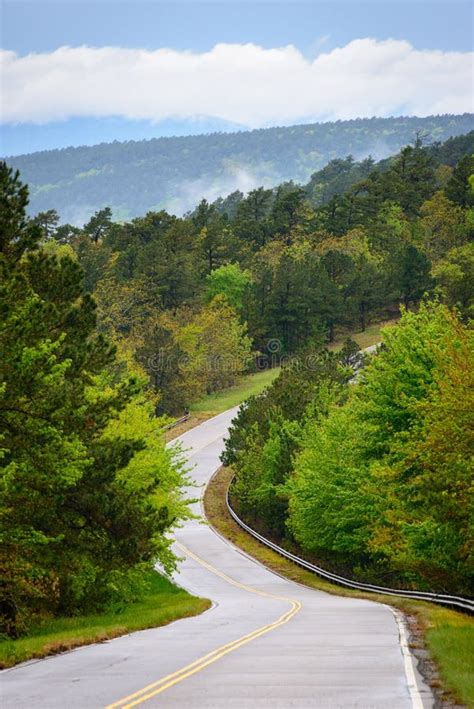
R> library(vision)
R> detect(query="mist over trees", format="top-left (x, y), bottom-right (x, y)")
top-left (6, 113), bottom-right (474, 224)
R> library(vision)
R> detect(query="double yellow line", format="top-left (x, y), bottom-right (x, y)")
top-left (105, 541), bottom-right (302, 708)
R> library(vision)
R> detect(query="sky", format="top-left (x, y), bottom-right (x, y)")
top-left (1, 0), bottom-right (473, 155)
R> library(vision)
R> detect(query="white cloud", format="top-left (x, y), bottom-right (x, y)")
top-left (1, 39), bottom-right (472, 125)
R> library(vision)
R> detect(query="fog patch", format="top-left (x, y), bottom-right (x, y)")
top-left (164, 162), bottom-right (278, 216)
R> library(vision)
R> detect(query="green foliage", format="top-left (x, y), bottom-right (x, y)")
top-left (223, 349), bottom-right (348, 536)
top-left (287, 303), bottom-right (473, 592)
top-left (287, 404), bottom-right (378, 568)
top-left (205, 263), bottom-right (252, 313)
top-left (223, 301), bottom-right (473, 593)
top-left (135, 296), bottom-right (253, 414)
top-left (6, 130), bottom-right (474, 422)
top-left (8, 115), bottom-right (473, 222)
top-left (421, 191), bottom-right (470, 262)
top-left (432, 243), bottom-right (474, 317)
top-left (84, 207), bottom-right (113, 242)
top-left (231, 414), bottom-right (302, 537)
top-left (0, 163), bottom-right (191, 637)
top-left (444, 154), bottom-right (474, 208)
top-left (31, 209), bottom-right (60, 240)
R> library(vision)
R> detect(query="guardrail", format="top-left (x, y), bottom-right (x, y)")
top-left (226, 486), bottom-right (474, 614)
top-left (161, 414), bottom-right (190, 432)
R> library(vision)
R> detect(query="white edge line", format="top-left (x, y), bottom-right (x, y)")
top-left (179, 408), bottom-right (432, 708)
top-left (390, 607), bottom-right (427, 709)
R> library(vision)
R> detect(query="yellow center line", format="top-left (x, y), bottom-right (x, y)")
top-left (105, 541), bottom-right (302, 709)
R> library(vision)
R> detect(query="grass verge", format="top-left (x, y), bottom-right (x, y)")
top-left (204, 466), bottom-right (474, 708)
top-left (329, 317), bottom-right (400, 351)
top-left (0, 571), bottom-right (210, 669)
top-left (189, 367), bottom-right (281, 415)
top-left (189, 317), bottom-right (399, 417)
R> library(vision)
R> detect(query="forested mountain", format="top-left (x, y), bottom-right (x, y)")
top-left (27, 129), bottom-right (474, 417)
top-left (6, 113), bottom-right (474, 224)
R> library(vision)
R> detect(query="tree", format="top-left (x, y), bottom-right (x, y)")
top-left (135, 312), bottom-right (193, 415)
top-left (213, 190), bottom-right (244, 219)
top-left (360, 305), bottom-right (474, 592)
top-left (136, 298), bottom-right (252, 413)
top-left (432, 243), bottom-right (474, 317)
top-left (396, 244), bottom-right (432, 309)
top-left (192, 198), bottom-right (216, 232)
top-left (384, 138), bottom-right (437, 216)
top-left (420, 191), bottom-right (469, 262)
top-left (233, 187), bottom-right (273, 248)
top-left (260, 245), bottom-right (342, 349)
top-left (31, 209), bottom-right (60, 240)
top-left (94, 271), bottom-right (161, 337)
top-left (197, 223), bottom-right (235, 275)
top-left (306, 155), bottom-right (375, 207)
top-left (205, 263), bottom-right (253, 313)
top-left (231, 414), bottom-right (301, 537)
top-left (193, 296), bottom-right (253, 393)
top-left (192, 200), bottom-right (238, 274)
top-left (137, 218), bottom-right (199, 310)
top-left (385, 329), bottom-right (473, 592)
top-left (84, 207), bottom-right (113, 242)
top-left (287, 302), bottom-right (473, 591)
top-left (73, 233), bottom-right (112, 292)
top-left (53, 222), bottom-right (81, 244)
top-left (0, 164), bottom-right (190, 635)
top-left (287, 403), bottom-right (377, 571)
top-left (444, 154), bottom-right (474, 208)
top-left (269, 185), bottom-right (307, 240)
top-left (223, 349), bottom-right (347, 538)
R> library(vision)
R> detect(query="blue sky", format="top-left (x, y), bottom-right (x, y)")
top-left (1, 0), bottom-right (473, 155)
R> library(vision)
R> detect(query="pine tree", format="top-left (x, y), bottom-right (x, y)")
top-left (0, 164), bottom-right (189, 635)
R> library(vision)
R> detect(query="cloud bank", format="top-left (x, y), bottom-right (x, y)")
top-left (1, 39), bottom-right (472, 126)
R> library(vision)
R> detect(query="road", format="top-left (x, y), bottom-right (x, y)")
top-left (1, 408), bottom-right (433, 708)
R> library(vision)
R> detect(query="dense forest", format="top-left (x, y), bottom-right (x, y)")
top-left (1, 124), bottom-right (473, 636)
top-left (214, 133), bottom-right (473, 596)
top-left (24, 130), bottom-right (474, 416)
top-left (6, 113), bottom-right (474, 224)
top-left (223, 303), bottom-right (473, 596)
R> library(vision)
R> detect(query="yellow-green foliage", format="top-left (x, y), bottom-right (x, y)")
top-left (288, 303), bottom-right (473, 593)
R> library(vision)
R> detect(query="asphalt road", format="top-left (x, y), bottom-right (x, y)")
top-left (1, 408), bottom-right (433, 708)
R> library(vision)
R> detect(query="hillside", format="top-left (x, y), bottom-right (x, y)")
top-left (6, 113), bottom-right (474, 224)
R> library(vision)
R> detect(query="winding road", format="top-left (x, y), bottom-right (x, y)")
top-left (1, 408), bottom-right (433, 708)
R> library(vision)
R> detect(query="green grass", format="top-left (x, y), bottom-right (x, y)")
top-left (190, 367), bottom-right (280, 414)
top-left (204, 466), bottom-right (474, 707)
top-left (329, 317), bottom-right (399, 352)
top-left (189, 317), bottom-right (399, 416)
top-left (0, 571), bottom-right (210, 669)
top-left (427, 620), bottom-right (474, 706)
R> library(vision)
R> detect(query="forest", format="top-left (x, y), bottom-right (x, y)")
top-left (223, 303), bottom-right (473, 595)
top-left (7, 113), bottom-right (474, 223)
top-left (1, 125), bottom-right (473, 637)
top-left (27, 129), bottom-right (474, 414)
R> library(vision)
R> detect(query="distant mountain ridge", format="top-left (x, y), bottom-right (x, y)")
top-left (6, 113), bottom-right (474, 224)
